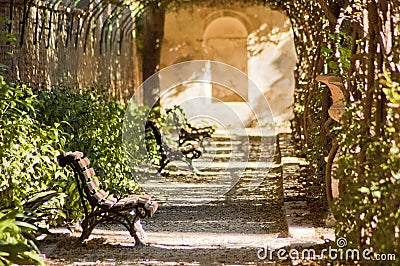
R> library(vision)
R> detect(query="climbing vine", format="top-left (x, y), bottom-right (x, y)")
top-left (267, 0), bottom-right (400, 258)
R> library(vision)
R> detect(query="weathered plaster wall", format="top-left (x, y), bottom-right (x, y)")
top-left (160, 3), bottom-right (296, 127)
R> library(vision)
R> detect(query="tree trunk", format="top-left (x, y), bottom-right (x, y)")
top-left (142, 7), bottom-right (165, 107)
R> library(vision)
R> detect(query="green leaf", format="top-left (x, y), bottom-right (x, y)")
top-left (372, 191), bottom-right (381, 198)
top-left (0, 243), bottom-right (31, 253)
top-left (14, 221), bottom-right (37, 231)
top-left (392, 172), bottom-right (400, 180)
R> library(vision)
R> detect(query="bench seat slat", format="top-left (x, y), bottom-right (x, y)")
top-left (86, 178), bottom-right (99, 192)
top-left (109, 197), bottom-right (140, 210)
top-left (113, 200), bottom-right (126, 209)
top-left (81, 168), bottom-right (95, 180)
top-left (103, 197), bottom-right (118, 208)
top-left (138, 195), bottom-right (151, 205)
top-left (149, 201), bottom-right (158, 216)
top-left (123, 197), bottom-right (139, 208)
top-left (93, 189), bottom-right (107, 202)
top-left (78, 157), bottom-right (90, 169)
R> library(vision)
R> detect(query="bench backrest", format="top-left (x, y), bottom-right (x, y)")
top-left (58, 151), bottom-right (118, 208)
top-left (58, 151), bottom-right (157, 218)
top-left (166, 105), bottom-right (189, 130)
top-left (166, 105), bottom-right (214, 138)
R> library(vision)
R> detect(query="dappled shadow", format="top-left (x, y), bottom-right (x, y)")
top-left (40, 234), bottom-right (292, 265)
top-left (145, 200), bottom-right (286, 234)
top-left (40, 133), bottom-right (289, 265)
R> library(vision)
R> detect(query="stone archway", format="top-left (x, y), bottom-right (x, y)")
top-left (203, 16), bottom-right (248, 102)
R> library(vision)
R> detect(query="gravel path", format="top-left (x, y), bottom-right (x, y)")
top-left (40, 133), bottom-right (332, 265)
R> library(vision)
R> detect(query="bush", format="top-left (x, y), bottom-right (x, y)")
top-left (1, 76), bottom-right (142, 226)
top-left (33, 86), bottom-right (140, 196)
top-left (333, 75), bottom-right (400, 257)
top-left (0, 209), bottom-right (44, 266)
top-left (0, 77), bottom-right (68, 223)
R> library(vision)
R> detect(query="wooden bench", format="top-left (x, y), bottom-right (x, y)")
top-left (57, 151), bottom-right (158, 245)
top-left (166, 105), bottom-right (214, 150)
top-left (145, 119), bottom-right (202, 174)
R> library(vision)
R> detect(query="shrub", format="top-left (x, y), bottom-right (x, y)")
top-left (1, 76), bottom-right (142, 226)
top-left (334, 75), bottom-right (400, 257)
top-left (0, 209), bottom-right (44, 266)
top-left (0, 77), bottom-right (69, 223)
top-left (33, 86), bottom-right (140, 196)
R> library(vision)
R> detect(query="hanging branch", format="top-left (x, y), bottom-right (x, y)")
top-left (111, 11), bottom-right (132, 53)
top-left (20, 0), bottom-right (35, 46)
top-left (83, 3), bottom-right (109, 52)
top-left (33, 4), bottom-right (40, 45)
top-left (100, 5), bottom-right (123, 53)
top-left (77, 0), bottom-right (97, 37)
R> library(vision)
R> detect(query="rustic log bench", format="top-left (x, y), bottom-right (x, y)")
top-left (57, 151), bottom-right (158, 245)
top-left (166, 105), bottom-right (214, 150)
top-left (145, 119), bottom-right (202, 174)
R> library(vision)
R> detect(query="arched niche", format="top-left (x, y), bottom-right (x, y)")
top-left (203, 17), bottom-right (248, 102)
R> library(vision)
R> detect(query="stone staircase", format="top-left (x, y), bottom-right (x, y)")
top-left (141, 133), bottom-right (277, 205)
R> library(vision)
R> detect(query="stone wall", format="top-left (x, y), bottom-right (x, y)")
top-left (160, 3), bottom-right (296, 126)
top-left (0, 0), bottom-right (136, 101)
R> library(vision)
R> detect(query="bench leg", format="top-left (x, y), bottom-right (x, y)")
top-left (79, 225), bottom-right (96, 243)
top-left (132, 220), bottom-right (145, 246)
top-left (79, 215), bottom-right (101, 243)
top-left (184, 158), bottom-right (201, 176)
top-left (118, 213), bottom-right (146, 246)
top-left (158, 158), bottom-right (170, 173)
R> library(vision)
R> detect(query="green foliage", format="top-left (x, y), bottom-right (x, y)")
top-left (0, 209), bottom-right (44, 266)
top-left (0, 75), bottom-right (149, 263)
top-left (33, 86), bottom-right (141, 197)
top-left (0, 76), bottom-right (69, 223)
top-left (122, 102), bottom-right (151, 176)
top-left (322, 32), bottom-right (352, 76)
top-left (278, 0), bottom-right (399, 259)
top-left (1, 76), bottom-right (143, 226)
top-left (333, 74), bottom-right (400, 258)
top-left (21, 190), bottom-right (67, 233)
top-left (382, 73), bottom-right (400, 110)
top-left (306, 123), bottom-right (327, 199)
top-left (0, 18), bottom-right (16, 72)
top-left (0, 191), bottom-right (65, 265)
top-left (334, 100), bottom-right (400, 256)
